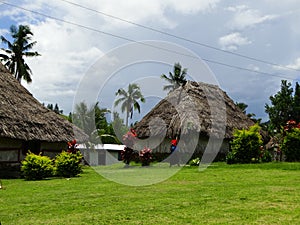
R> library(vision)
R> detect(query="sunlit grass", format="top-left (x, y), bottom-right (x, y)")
top-left (0, 162), bottom-right (299, 224)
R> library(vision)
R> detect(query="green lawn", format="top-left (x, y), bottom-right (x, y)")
top-left (0, 163), bottom-right (300, 224)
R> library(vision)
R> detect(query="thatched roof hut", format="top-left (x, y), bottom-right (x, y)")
top-left (134, 81), bottom-right (254, 155)
top-left (135, 81), bottom-right (254, 139)
top-left (0, 62), bottom-right (87, 177)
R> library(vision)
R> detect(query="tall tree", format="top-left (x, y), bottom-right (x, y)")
top-left (114, 83), bottom-right (145, 127)
top-left (265, 80), bottom-right (294, 133)
top-left (292, 82), bottom-right (300, 122)
top-left (72, 102), bottom-right (113, 144)
top-left (0, 24), bottom-right (40, 83)
top-left (94, 102), bottom-right (110, 133)
top-left (161, 62), bottom-right (187, 92)
top-left (72, 102), bottom-right (94, 139)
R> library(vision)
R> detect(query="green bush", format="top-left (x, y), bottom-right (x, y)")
top-left (226, 152), bottom-right (236, 164)
top-left (54, 151), bottom-right (83, 177)
top-left (21, 152), bottom-right (54, 180)
top-left (281, 128), bottom-right (300, 161)
top-left (188, 158), bottom-right (200, 166)
top-left (229, 124), bottom-right (263, 164)
top-left (261, 150), bottom-right (272, 162)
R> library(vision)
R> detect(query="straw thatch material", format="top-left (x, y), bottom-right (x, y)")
top-left (134, 81), bottom-right (254, 140)
top-left (0, 63), bottom-right (87, 143)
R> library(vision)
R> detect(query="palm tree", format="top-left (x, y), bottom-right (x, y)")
top-left (161, 62), bottom-right (187, 92)
top-left (114, 83), bottom-right (145, 127)
top-left (0, 24), bottom-right (40, 83)
top-left (73, 102), bottom-right (94, 138)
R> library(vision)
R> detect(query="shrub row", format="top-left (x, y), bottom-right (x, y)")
top-left (21, 151), bottom-right (83, 180)
top-left (281, 128), bottom-right (300, 161)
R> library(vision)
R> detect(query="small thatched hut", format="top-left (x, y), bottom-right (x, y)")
top-left (134, 81), bottom-right (254, 160)
top-left (0, 63), bottom-right (87, 177)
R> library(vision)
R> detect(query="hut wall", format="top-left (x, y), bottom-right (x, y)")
top-left (0, 139), bottom-right (67, 162)
top-left (135, 136), bottom-right (229, 153)
top-left (0, 137), bottom-right (23, 178)
top-left (41, 142), bottom-right (67, 159)
top-left (134, 136), bottom-right (229, 162)
top-left (0, 137), bottom-right (22, 162)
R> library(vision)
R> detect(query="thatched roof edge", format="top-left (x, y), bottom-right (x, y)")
top-left (0, 63), bottom-right (88, 143)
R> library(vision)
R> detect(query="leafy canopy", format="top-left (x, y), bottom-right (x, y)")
top-left (161, 62), bottom-right (187, 92)
top-left (0, 24), bottom-right (40, 83)
top-left (265, 80), bottom-right (295, 133)
top-left (114, 83), bottom-right (145, 127)
top-left (229, 124), bottom-right (263, 164)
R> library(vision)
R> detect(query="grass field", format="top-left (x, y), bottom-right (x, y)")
top-left (0, 162), bottom-right (300, 224)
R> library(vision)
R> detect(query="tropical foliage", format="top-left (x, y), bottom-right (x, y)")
top-left (161, 62), bottom-right (187, 92)
top-left (281, 120), bottom-right (300, 162)
top-left (72, 101), bottom-right (113, 144)
top-left (0, 24), bottom-right (40, 83)
top-left (21, 152), bottom-right (54, 180)
top-left (21, 140), bottom-right (83, 179)
top-left (54, 151), bottom-right (83, 178)
top-left (139, 147), bottom-right (152, 166)
top-left (121, 129), bottom-right (137, 165)
top-left (228, 124), bottom-right (263, 164)
top-left (114, 83), bottom-right (145, 127)
top-left (265, 80), bottom-right (300, 133)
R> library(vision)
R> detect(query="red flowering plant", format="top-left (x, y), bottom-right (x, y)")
top-left (281, 120), bottom-right (300, 161)
top-left (122, 128), bottom-right (137, 148)
top-left (67, 139), bottom-right (78, 154)
top-left (139, 147), bottom-right (152, 166)
top-left (121, 129), bottom-right (137, 166)
top-left (283, 120), bottom-right (299, 132)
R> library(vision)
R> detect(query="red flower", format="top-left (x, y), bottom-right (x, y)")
top-left (67, 139), bottom-right (78, 153)
top-left (287, 120), bottom-right (296, 125)
top-left (123, 130), bottom-right (137, 148)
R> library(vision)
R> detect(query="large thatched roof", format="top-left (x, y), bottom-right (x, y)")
top-left (0, 63), bottom-right (87, 143)
top-left (134, 81), bottom-right (254, 139)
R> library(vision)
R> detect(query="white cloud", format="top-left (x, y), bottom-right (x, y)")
top-left (273, 57), bottom-right (300, 71)
top-left (218, 32), bottom-right (251, 51)
top-left (68, 0), bottom-right (220, 30)
top-left (287, 58), bottom-right (300, 70)
top-left (227, 5), bottom-right (278, 30)
top-left (21, 18), bottom-right (104, 110)
top-left (0, 0), bottom-right (222, 113)
top-left (0, 0), bottom-right (298, 120)
top-left (165, 0), bottom-right (220, 14)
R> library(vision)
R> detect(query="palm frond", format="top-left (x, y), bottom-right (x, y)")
top-left (160, 73), bottom-right (172, 82)
top-left (115, 88), bottom-right (127, 97)
top-left (1, 36), bottom-right (13, 49)
top-left (23, 41), bottom-right (38, 52)
top-left (24, 51), bottom-right (40, 57)
top-left (133, 102), bottom-right (141, 113)
top-left (163, 85), bottom-right (174, 91)
top-left (114, 97), bottom-right (126, 107)
top-left (0, 53), bottom-right (9, 60)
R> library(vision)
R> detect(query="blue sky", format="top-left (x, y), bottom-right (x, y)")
top-left (1, 0), bottom-right (300, 123)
